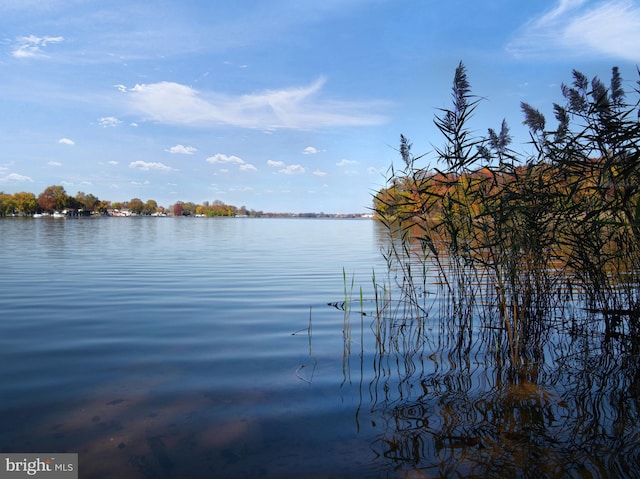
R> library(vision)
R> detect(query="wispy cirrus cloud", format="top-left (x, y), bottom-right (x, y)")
top-left (128, 161), bottom-right (175, 171)
top-left (11, 34), bottom-right (63, 58)
top-left (123, 78), bottom-right (387, 130)
top-left (508, 0), bottom-right (640, 62)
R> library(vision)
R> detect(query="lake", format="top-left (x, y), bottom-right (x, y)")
top-left (1, 217), bottom-right (639, 478)
top-left (0, 217), bottom-right (389, 478)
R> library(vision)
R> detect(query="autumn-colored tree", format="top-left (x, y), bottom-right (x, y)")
top-left (76, 191), bottom-right (100, 211)
top-left (0, 188), bottom-right (250, 218)
top-left (37, 185), bottom-right (69, 212)
top-left (208, 200), bottom-right (236, 216)
top-left (0, 192), bottom-right (17, 216)
top-left (181, 202), bottom-right (197, 216)
top-left (13, 192), bottom-right (38, 215)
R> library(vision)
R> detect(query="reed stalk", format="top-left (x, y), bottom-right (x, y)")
top-left (372, 63), bottom-right (640, 369)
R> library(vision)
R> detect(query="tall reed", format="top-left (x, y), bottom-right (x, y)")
top-left (373, 63), bottom-right (640, 367)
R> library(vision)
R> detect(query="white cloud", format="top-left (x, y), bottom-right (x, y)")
top-left (114, 84), bottom-right (127, 93)
top-left (108, 160), bottom-right (119, 165)
top-left (508, 0), bottom-right (640, 62)
top-left (313, 169), bottom-right (327, 176)
top-left (206, 153), bottom-right (256, 171)
top-left (303, 146), bottom-right (318, 155)
top-left (48, 161), bottom-right (62, 167)
top-left (98, 116), bottom-right (122, 128)
top-left (207, 153), bottom-right (245, 164)
top-left (11, 34), bottom-right (63, 58)
top-left (279, 164), bottom-right (305, 175)
top-left (336, 159), bottom-right (358, 167)
top-left (128, 161), bottom-right (175, 171)
top-left (267, 159), bottom-right (305, 174)
top-left (58, 138), bottom-right (74, 145)
top-left (125, 78), bottom-right (387, 130)
top-left (166, 144), bottom-right (197, 155)
top-left (4, 173), bottom-right (33, 182)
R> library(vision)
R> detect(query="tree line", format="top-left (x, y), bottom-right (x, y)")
top-left (0, 185), bottom-right (257, 217)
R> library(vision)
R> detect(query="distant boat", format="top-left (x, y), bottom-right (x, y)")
top-left (33, 213), bottom-right (43, 218)
top-left (53, 211), bottom-right (66, 218)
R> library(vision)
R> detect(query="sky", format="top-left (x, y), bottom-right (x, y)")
top-left (0, 0), bottom-right (639, 213)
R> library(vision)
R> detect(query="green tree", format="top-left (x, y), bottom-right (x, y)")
top-left (143, 199), bottom-right (158, 215)
top-left (128, 198), bottom-right (144, 215)
top-left (97, 200), bottom-right (110, 215)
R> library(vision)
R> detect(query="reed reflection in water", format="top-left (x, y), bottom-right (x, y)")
top-left (334, 272), bottom-right (640, 479)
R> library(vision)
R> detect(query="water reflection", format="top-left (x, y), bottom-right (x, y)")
top-left (335, 286), bottom-right (640, 478)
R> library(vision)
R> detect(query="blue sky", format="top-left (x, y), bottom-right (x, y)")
top-left (1, 0), bottom-right (639, 213)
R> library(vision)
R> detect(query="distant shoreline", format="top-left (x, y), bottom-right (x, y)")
top-left (8, 212), bottom-right (374, 219)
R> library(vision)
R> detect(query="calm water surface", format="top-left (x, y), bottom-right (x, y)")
top-left (0, 217), bottom-right (389, 478)
top-left (1, 217), bottom-right (639, 478)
